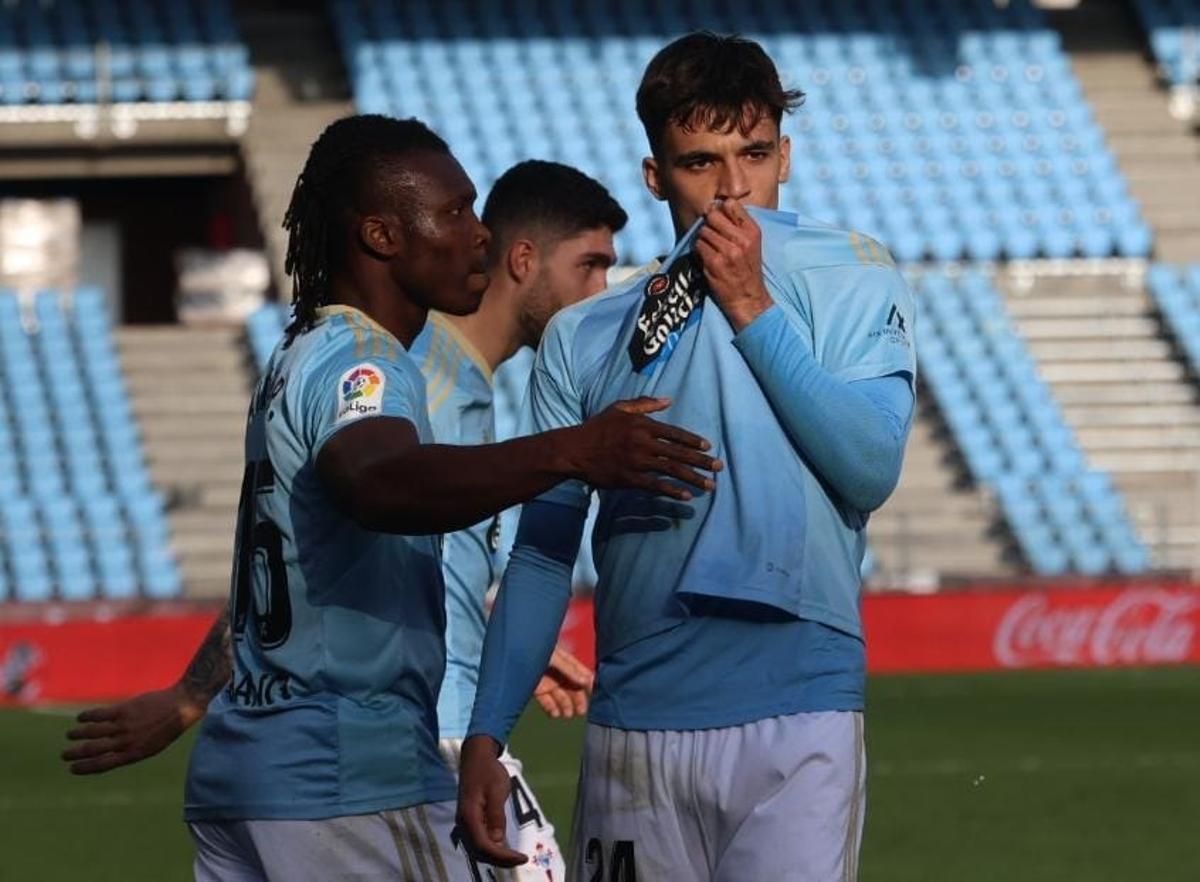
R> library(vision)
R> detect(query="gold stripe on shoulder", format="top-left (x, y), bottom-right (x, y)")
top-left (866, 236), bottom-right (895, 266)
top-left (342, 311), bottom-right (367, 359)
top-left (421, 323), bottom-right (444, 375)
top-left (430, 312), bottom-right (493, 384)
top-left (850, 231), bottom-right (894, 267)
top-left (424, 328), bottom-right (452, 402)
top-left (849, 231), bottom-right (871, 264)
top-left (426, 347), bottom-right (462, 416)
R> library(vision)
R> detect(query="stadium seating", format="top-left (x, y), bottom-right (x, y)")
top-left (330, 0), bottom-right (1152, 266)
top-left (1130, 0), bottom-right (1200, 88)
top-left (917, 269), bottom-right (1150, 575)
top-left (0, 288), bottom-right (182, 602)
top-left (0, 0), bottom-right (253, 106)
top-left (1148, 262), bottom-right (1200, 374)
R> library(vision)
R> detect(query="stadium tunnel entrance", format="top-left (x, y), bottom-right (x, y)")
top-left (1, 156), bottom-right (268, 324)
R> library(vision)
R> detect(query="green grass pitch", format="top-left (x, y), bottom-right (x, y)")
top-left (2, 667), bottom-right (1197, 881)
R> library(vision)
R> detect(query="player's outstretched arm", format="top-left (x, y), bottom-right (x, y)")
top-left (318, 396), bottom-right (721, 535)
top-left (61, 604), bottom-right (231, 774)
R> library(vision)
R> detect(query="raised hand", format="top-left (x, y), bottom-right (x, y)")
top-left (566, 397), bottom-right (721, 500)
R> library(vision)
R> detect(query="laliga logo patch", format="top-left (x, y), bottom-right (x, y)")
top-left (342, 366), bottom-right (380, 401)
top-left (335, 363), bottom-right (386, 424)
top-left (628, 252), bottom-right (707, 372)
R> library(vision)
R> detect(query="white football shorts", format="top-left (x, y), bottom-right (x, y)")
top-left (190, 800), bottom-right (478, 882)
top-left (567, 711), bottom-right (866, 882)
top-left (441, 738), bottom-right (566, 882)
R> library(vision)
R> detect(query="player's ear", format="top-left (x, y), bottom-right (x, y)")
top-left (777, 134), bottom-right (792, 185)
top-left (506, 238), bottom-right (537, 284)
top-left (358, 214), bottom-right (402, 259)
top-left (643, 156), bottom-right (667, 202)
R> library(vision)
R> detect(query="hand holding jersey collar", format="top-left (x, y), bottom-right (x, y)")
top-left (696, 198), bottom-right (774, 332)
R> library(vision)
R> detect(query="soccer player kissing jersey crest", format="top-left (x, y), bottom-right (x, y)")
top-left (457, 33), bottom-right (917, 882)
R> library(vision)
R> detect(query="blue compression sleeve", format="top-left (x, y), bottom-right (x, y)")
top-left (733, 305), bottom-right (915, 512)
top-left (466, 498), bottom-right (587, 745)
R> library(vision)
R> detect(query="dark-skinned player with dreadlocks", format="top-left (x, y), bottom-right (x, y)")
top-left (69, 115), bottom-right (719, 882)
top-left (61, 156), bottom-right (634, 882)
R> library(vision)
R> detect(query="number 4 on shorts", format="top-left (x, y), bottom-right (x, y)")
top-left (509, 776), bottom-right (543, 829)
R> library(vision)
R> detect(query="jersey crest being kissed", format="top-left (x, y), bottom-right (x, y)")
top-left (628, 248), bottom-right (708, 372)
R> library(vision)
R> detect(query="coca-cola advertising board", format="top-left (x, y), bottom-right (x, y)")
top-left (864, 582), bottom-right (1200, 673)
top-left (2, 583), bottom-right (1199, 705)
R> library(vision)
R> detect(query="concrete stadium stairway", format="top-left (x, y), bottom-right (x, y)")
top-left (117, 327), bottom-right (249, 598)
top-left (867, 402), bottom-right (1019, 587)
top-left (235, 3), bottom-right (353, 291)
top-left (1000, 271), bottom-right (1200, 572)
top-left (1050, 0), bottom-right (1200, 262)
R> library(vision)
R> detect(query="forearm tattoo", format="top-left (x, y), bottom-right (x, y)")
top-left (181, 604), bottom-right (233, 704)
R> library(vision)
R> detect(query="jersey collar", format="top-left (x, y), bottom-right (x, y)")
top-left (316, 304), bottom-right (403, 351)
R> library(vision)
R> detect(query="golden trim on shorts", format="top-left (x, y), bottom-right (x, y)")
top-left (384, 810), bottom-right (419, 881)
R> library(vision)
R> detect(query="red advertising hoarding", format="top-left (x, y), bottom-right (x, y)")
top-left (2, 582), bottom-right (1198, 705)
top-left (863, 582), bottom-right (1200, 673)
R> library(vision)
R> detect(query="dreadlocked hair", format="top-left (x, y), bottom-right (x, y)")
top-left (281, 114), bottom-right (450, 343)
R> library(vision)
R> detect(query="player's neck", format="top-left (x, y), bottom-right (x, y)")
top-left (328, 267), bottom-right (427, 349)
top-left (441, 278), bottom-right (524, 372)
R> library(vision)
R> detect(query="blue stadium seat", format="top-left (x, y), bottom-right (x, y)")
top-left (0, 0), bottom-right (253, 106)
top-left (1149, 263), bottom-right (1200, 383)
top-left (332, 0), bottom-right (1151, 266)
top-left (1131, 0), bottom-right (1200, 88)
top-left (917, 270), bottom-right (1149, 575)
top-left (0, 288), bottom-right (181, 602)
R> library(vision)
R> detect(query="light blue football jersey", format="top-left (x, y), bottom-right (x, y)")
top-left (410, 313), bottom-right (498, 740)
top-left (525, 207), bottom-right (917, 730)
top-left (185, 305), bottom-right (456, 821)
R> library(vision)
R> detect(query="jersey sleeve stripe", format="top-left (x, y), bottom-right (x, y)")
top-left (421, 324), bottom-right (444, 374)
top-left (427, 349), bottom-right (462, 416)
top-left (346, 312), bottom-right (368, 358)
top-left (423, 328), bottom-right (453, 406)
top-left (849, 231), bottom-right (871, 264)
